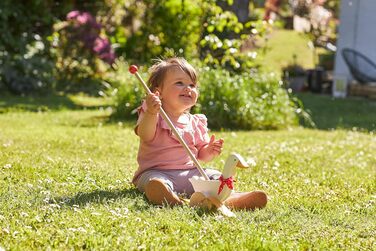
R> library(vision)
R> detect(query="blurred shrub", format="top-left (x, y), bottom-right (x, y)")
top-left (0, 1), bottom-right (272, 95)
top-left (103, 59), bottom-right (146, 119)
top-left (195, 67), bottom-right (298, 129)
top-left (115, 0), bottom-right (201, 62)
top-left (51, 10), bottom-right (116, 92)
top-left (110, 0), bottom-right (269, 73)
top-left (199, 2), bottom-right (270, 73)
top-left (107, 61), bottom-right (299, 130)
top-left (0, 1), bottom-right (57, 94)
top-left (0, 36), bottom-right (55, 95)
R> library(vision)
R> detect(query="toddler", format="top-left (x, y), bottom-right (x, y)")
top-left (133, 57), bottom-right (267, 210)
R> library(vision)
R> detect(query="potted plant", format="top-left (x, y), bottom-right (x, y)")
top-left (282, 62), bottom-right (307, 92)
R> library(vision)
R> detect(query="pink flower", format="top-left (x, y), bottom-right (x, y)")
top-left (66, 10), bottom-right (80, 20)
top-left (76, 12), bottom-right (95, 25)
top-left (64, 10), bottom-right (116, 65)
top-left (93, 37), bottom-right (111, 54)
top-left (99, 52), bottom-right (116, 65)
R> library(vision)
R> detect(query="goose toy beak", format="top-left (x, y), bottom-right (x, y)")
top-left (233, 153), bottom-right (249, 168)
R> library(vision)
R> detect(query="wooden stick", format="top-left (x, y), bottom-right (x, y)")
top-left (129, 65), bottom-right (210, 180)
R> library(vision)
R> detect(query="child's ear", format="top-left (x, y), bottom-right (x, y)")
top-left (155, 88), bottom-right (162, 99)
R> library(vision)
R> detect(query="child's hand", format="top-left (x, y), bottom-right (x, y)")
top-left (145, 91), bottom-right (161, 115)
top-left (207, 135), bottom-right (224, 157)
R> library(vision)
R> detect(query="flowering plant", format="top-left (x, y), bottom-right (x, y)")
top-left (65, 10), bottom-right (115, 65)
top-left (52, 10), bottom-right (116, 90)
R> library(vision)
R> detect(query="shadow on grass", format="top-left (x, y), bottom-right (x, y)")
top-left (0, 93), bottom-right (110, 112)
top-left (0, 94), bottom-right (78, 112)
top-left (52, 188), bottom-right (219, 214)
top-left (52, 187), bottom-right (150, 210)
top-left (297, 93), bottom-right (376, 131)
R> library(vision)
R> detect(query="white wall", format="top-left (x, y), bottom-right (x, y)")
top-left (354, 1), bottom-right (376, 60)
top-left (334, 0), bottom-right (376, 80)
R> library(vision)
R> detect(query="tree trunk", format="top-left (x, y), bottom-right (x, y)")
top-left (217, 0), bottom-right (250, 23)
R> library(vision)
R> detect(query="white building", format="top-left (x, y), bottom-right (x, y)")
top-left (333, 0), bottom-right (376, 97)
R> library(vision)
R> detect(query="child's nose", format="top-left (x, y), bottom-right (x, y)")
top-left (184, 85), bottom-right (193, 90)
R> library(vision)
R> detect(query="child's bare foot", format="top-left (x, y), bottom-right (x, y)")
top-left (144, 179), bottom-right (182, 206)
top-left (224, 191), bottom-right (267, 210)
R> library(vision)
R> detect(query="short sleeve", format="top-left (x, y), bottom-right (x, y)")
top-left (134, 100), bottom-right (147, 135)
top-left (195, 114), bottom-right (208, 127)
top-left (193, 114), bottom-right (210, 150)
top-left (136, 100), bottom-right (148, 125)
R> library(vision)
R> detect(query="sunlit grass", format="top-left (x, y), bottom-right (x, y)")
top-left (0, 102), bottom-right (375, 250)
top-left (255, 29), bottom-right (315, 74)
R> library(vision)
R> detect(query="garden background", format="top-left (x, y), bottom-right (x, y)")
top-left (0, 0), bottom-right (375, 250)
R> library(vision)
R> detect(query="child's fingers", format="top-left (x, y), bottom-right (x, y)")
top-left (213, 139), bottom-right (224, 147)
top-left (211, 144), bottom-right (223, 153)
top-left (209, 135), bottom-right (215, 144)
top-left (145, 93), bottom-right (161, 114)
top-left (148, 93), bottom-right (161, 104)
top-left (212, 147), bottom-right (222, 155)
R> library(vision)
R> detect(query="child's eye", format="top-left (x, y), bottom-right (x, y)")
top-left (174, 81), bottom-right (198, 90)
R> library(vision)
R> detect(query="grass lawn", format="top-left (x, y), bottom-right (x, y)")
top-left (255, 29), bottom-right (316, 73)
top-left (297, 93), bottom-right (376, 131)
top-left (0, 94), bottom-right (375, 250)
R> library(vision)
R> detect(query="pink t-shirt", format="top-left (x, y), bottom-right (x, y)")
top-left (132, 102), bottom-right (210, 184)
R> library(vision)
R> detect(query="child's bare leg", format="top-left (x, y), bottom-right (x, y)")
top-left (224, 191), bottom-right (267, 210)
top-left (144, 179), bottom-right (182, 206)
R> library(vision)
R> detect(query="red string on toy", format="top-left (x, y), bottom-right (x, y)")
top-left (217, 175), bottom-right (234, 195)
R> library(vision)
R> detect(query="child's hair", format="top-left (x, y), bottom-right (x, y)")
top-left (148, 57), bottom-right (197, 92)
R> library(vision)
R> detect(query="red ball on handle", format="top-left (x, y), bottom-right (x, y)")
top-left (129, 65), bottom-right (138, 74)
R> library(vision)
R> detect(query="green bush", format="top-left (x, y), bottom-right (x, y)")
top-left (119, 0), bottom-right (202, 62)
top-left (0, 39), bottom-right (55, 95)
top-left (199, 2), bottom-right (269, 73)
top-left (0, 1), bottom-right (57, 94)
top-left (195, 67), bottom-right (298, 129)
top-left (103, 60), bottom-right (146, 119)
top-left (108, 61), bottom-right (299, 130)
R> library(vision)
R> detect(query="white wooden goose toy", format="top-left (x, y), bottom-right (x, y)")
top-left (189, 153), bottom-right (249, 202)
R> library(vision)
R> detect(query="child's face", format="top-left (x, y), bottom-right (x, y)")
top-left (157, 67), bottom-right (198, 114)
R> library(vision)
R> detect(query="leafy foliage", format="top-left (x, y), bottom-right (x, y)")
top-left (108, 61), bottom-right (299, 130)
top-left (117, 0), bottom-right (202, 62)
top-left (110, 0), bottom-right (268, 72)
top-left (0, 38), bottom-right (55, 95)
top-left (50, 10), bottom-right (116, 92)
top-left (199, 1), bottom-right (269, 72)
top-left (103, 60), bottom-right (147, 119)
top-left (195, 67), bottom-right (298, 129)
top-left (0, 1), bottom-right (57, 94)
top-left (0, 1), bottom-right (271, 94)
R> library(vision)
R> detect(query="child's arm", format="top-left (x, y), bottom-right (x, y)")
top-left (136, 92), bottom-right (161, 142)
top-left (197, 135), bottom-right (224, 162)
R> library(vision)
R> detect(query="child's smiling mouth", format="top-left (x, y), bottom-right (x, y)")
top-left (180, 94), bottom-right (192, 98)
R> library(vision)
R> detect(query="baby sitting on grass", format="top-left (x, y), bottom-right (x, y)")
top-left (132, 57), bottom-right (267, 210)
